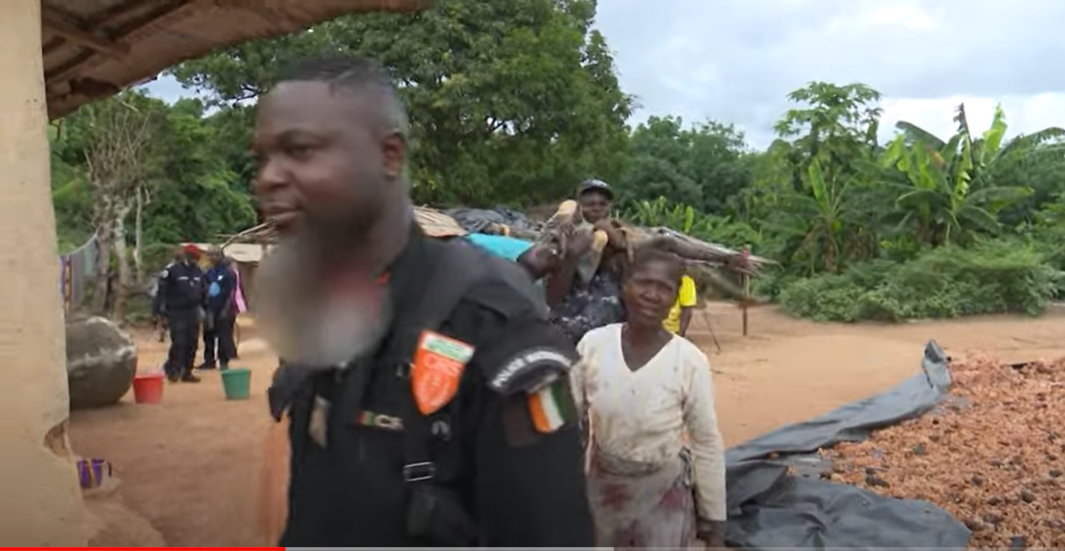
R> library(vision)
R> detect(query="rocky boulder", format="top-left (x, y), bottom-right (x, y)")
top-left (66, 316), bottom-right (137, 409)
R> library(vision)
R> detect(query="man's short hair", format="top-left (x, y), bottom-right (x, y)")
top-left (278, 55), bottom-right (391, 93)
top-left (276, 55), bottom-right (409, 136)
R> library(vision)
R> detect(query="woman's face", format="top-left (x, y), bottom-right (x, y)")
top-left (622, 260), bottom-right (679, 326)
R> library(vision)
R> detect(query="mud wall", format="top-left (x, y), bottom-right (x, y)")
top-left (0, 0), bottom-right (88, 544)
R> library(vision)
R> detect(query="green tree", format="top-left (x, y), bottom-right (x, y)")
top-left (141, 98), bottom-right (257, 245)
top-left (170, 0), bottom-right (633, 207)
top-left (52, 95), bottom-right (257, 307)
top-left (56, 90), bottom-right (167, 315)
top-left (757, 82), bottom-right (884, 272)
top-left (773, 81), bottom-right (882, 188)
top-left (50, 124), bottom-right (95, 251)
top-left (617, 116), bottom-right (751, 215)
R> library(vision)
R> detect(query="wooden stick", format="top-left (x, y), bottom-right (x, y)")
top-left (700, 311), bottom-right (722, 354)
top-left (742, 244), bottom-right (751, 337)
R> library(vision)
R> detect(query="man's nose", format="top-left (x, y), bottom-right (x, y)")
top-left (254, 157), bottom-right (289, 194)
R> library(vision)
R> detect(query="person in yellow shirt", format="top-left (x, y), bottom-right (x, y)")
top-left (663, 275), bottom-right (697, 336)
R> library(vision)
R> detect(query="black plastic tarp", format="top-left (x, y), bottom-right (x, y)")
top-left (445, 206), bottom-right (541, 234)
top-left (724, 340), bottom-right (972, 550)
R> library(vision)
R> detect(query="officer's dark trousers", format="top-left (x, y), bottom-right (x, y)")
top-left (203, 310), bottom-right (237, 366)
top-left (165, 309), bottom-right (199, 379)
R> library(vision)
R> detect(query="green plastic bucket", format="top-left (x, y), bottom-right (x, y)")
top-left (220, 368), bottom-right (252, 400)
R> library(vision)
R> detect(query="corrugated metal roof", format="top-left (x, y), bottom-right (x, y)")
top-left (43, 0), bottom-right (431, 119)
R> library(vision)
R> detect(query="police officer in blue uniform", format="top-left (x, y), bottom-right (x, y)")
top-left (199, 247), bottom-right (238, 371)
top-left (255, 55), bottom-right (595, 547)
top-left (152, 246), bottom-right (205, 383)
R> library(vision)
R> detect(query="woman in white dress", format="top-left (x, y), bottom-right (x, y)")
top-left (571, 248), bottom-right (727, 548)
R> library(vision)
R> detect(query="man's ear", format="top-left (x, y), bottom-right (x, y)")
top-left (381, 131), bottom-right (407, 180)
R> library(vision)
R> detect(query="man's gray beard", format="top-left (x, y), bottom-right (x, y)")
top-left (254, 235), bottom-right (391, 369)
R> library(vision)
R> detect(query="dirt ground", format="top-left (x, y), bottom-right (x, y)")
top-left (69, 304), bottom-right (1065, 546)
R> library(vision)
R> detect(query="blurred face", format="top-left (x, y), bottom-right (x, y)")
top-left (207, 250), bottom-right (223, 266)
top-left (622, 260), bottom-right (679, 327)
top-left (176, 248), bottom-right (198, 263)
top-left (252, 81), bottom-right (406, 243)
top-left (578, 190), bottom-right (611, 223)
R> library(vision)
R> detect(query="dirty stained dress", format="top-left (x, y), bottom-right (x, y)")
top-left (572, 324), bottom-right (727, 548)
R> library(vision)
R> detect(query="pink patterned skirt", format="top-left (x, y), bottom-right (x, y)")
top-left (587, 447), bottom-right (696, 548)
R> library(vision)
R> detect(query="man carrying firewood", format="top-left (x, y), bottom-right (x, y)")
top-left (574, 178), bottom-right (626, 250)
top-left (545, 180), bottom-right (628, 345)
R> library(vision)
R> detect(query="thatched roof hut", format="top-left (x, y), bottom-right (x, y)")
top-left (43, 0), bottom-right (431, 119)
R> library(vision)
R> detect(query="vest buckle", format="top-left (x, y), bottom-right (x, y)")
top-left (403, 461), bottom-right (436, 482)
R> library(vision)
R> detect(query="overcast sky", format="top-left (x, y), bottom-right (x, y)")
top-left (145, 0), bottom-right (1065, 149)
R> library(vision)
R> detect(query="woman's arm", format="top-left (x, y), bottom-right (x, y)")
top-left (571, 335), bottom-right (594, 430)
top-left (546, 257), bottom-right (579, 308)
top-left (546, 229), bottom-right (594, 308)
top-left (682, 351), bottom-right (727, 529)
top-left (572, 335), bottom-right (596, 471)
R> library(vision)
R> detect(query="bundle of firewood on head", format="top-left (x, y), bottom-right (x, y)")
top-left (515, 200), bottom-right (775, 302)
top-left (626, 226), bottom-right (773, 302)
top-left (221, 206), bottom-right (472, 248)
top-left (221, 203), bottom-right (774, 302)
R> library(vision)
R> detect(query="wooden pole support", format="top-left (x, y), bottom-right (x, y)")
top-left (742, 244), bottom-right (751, 337)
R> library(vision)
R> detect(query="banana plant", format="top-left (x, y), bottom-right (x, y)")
top-left (625, 197), bottom-right (705, 234)
top-left (896, 104), bottom-right (1065, 190)
top-left (884, 103), bottom-right (1039, 246)
top-left (786, 160), bottom-right (852, 272)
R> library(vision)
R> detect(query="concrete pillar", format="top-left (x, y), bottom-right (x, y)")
top-left (0, 0), bottom-right (87, 545)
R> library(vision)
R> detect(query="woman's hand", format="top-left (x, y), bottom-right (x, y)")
top-left (592, 219), bottom-right (625, 249)
top-left (592, 219), bottom-right (614, 233)
top-left (703, 532), bottom-right (725, 549)
top-left (699, 520), bottom-right (727, 549)
top-left (565, 228), bottom-right (595, 258)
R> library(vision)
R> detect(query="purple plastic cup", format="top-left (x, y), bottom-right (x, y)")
top-left (77, 457), bottom-right (112, 489)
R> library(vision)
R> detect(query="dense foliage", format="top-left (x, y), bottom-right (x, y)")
top-left (50, 0), bottom-right (1065, 321)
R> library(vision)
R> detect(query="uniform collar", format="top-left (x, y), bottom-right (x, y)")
top-left (377, 223), bottom-right (427, 291)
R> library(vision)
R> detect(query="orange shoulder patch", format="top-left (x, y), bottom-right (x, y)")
top-left (410, 331), bottom-right (475, 415)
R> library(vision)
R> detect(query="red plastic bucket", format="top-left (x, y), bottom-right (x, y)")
top-left (132, 374), bottom-right (165, 404)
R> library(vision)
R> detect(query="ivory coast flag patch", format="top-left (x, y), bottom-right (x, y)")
top-left (528, 380), bottom-right (574, 434)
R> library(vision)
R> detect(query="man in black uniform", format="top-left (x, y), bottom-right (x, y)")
top-left (254, 55), bottom-right (595, 547)
top-left (152, 246), bottom-right (204, 383)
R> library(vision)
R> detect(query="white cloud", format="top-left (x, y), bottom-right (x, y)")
top-left (880, 93), bottom-right (1065, 143)
top-left (596, 0), bottom-right (1065, 147)
top-left (856, 3), bottom-right (940, 32)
